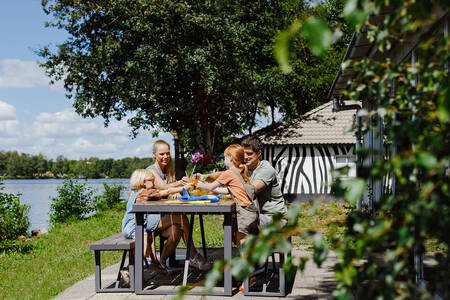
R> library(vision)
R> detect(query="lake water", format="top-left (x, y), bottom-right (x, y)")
top-left (1, 178), bottom-right (129, 231)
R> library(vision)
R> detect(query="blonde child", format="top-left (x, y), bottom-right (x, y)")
top-left (122, 169), bottom-right (193, 275)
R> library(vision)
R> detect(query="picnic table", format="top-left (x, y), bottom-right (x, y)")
top-left (132, 199), bottom-right (236, 296)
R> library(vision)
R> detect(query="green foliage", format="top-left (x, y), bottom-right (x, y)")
top-left (329, 1), bottom-right (450, 297)
top-left (0, 150), bottom-right (153, 178)
top-left (273, 0), bottom-right (353, 119)
top-left (0, 206), bottom-right (124, 299)
top-left (93, 182), bottom-right (125, 211)
top-left (301, 17), bottom-right (342, 56)
top-left (234, 0), bottom-right (450, 298)
top-left (49, 178), bottom-right (95, 224)
top-left (0, 180), bottom-right (30, 248)
top-left (276, 0), bottom-right (450, 298)
top-left (39, 0), bottom-right (349, 154)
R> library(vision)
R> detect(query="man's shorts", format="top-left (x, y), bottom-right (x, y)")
top-left (258, 213), bottom-right (287, 230)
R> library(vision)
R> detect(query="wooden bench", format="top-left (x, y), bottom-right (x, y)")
top-left (243, 236), bottom-right (292, 297)
top-left (90, 233), bottom-right (136, 292)
top-left (90, 232), bottom-right (173, 293)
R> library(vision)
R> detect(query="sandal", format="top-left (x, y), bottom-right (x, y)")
top-left (148, 262), bottom-right (173, 275)
top-left (120, 270), bottom-right (130, 287)
top-left (239, 274), bottom-right (256, 292)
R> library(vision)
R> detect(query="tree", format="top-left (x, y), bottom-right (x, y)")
top-left (192, 0), bottom-right (450, 299)
top-left (6, 151), bottom-right (23, 177)
top-left (39, 0), bottom-right (345, 157)
top-left (0, 151), bottom-right (6, 175)
top-left (225, 0), bottom-right (450, 299)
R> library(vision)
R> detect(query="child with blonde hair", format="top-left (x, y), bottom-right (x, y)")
top-left (122, 169), bottom-right (194, 275)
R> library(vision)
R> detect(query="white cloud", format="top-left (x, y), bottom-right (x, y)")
top-left (0, 102), bottom-right (173, 159)
top-left (33, 109), bottom-right (100, 137)
top-left (0, 119), bottom-right (20, 136)
top-left (0, 59), bottom-right (65, 91)
top-left (0, 137), bottom-right (20, 147)
top-left (133, 144), bottom-right (154, 157)
top-left (0, 101), bottom-right (20, 136)
top-left (0, 100), bottom-right (17, 120)
top-left (69, 138), bottom-right (117, 157)
top-left (0, 59), bottom-right (48, 88)
top-left (100, 119), bottom-right (134, 136)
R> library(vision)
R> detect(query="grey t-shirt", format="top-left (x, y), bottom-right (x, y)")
top-left (249, 160), bottom-right (287, 216)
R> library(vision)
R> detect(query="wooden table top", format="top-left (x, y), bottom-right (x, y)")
top-left (132, 199), bottom-right (235, 214)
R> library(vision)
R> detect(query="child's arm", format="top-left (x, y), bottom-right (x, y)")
top-left (144, 184), bottom-right (194, 199)
top-left (196, 180), bottom-right (229, 194)
top-left (136, 189), bottom-right (163, 202)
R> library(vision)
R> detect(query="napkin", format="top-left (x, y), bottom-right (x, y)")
top-left (180, 188), bottom-right (222, 203)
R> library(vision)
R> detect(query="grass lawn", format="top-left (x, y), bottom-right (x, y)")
top-left (0, 203), bottom-right (225, 300)
top-left (292, 201), bottom-right (350, 249)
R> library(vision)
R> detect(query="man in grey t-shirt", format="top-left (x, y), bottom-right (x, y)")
top-left (242, 136), bottom-right (287, 229)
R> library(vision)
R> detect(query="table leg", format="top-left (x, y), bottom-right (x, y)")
top-left (182, 213), bottom-right (195, 286)
top-left (223, 213), bottom-right (232, 296)
top-left (135, 213), bottom-right (145, 293)
top-left (199, 213), bottom-right (207, 259)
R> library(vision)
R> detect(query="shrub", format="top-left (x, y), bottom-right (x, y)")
top-left (0, 180), bottom-right (30, 245)
top-left (93, 182), bottom-right (125, 211)
top-left (49, 178), bottom-right (94, 224)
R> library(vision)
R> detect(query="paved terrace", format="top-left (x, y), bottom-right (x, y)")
top-left (54, 246), bottom-right (338, 300)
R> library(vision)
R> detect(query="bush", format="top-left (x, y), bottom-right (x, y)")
top-left (93, 182), bottom-right (125, 211)
top-left (0, 180), bottom-right (30, 245)
top-left (49, 178), bottom-right (94, 224)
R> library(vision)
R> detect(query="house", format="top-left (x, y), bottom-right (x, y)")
top-left (254, 100), bottom-right (358, 202)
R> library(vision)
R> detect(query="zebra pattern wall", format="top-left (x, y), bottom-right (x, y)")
top-left (262, 144), bottom-right (355, 196)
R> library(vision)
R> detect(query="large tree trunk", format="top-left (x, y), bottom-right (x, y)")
top-left (172, 131), bottom-right (187, 180)
top-left (195, 84), bottom-right (216, 155)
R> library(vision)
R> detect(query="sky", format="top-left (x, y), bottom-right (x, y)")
top-left (0, 1), bottom-right (275, 160)
top-left (0, 1), bottom-right (173, 160)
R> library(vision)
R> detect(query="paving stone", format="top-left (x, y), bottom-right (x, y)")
top-left (54, 249), bottom-right (339, 299)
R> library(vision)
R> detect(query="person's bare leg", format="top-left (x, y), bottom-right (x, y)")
top-left (144, 232), bottom-right (159, 262)
top-left (159, 224), bottom-right (182, 264)
top-left (168, 214), bottom-right (198, 258)
top-left (235, 232), bottom-right (247, 248)
top-left (144, 233), bottom-right (150, 257)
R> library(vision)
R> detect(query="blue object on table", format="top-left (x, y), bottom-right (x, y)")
top-left (180, 188), bottom-right (222, 202)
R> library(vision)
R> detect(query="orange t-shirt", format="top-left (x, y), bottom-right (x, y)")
top-left (217, 170), bottom-right (251, 207)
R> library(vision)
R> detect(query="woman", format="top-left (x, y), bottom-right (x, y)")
top-left (147, 140), bottom-right (211, 272)
top-left (195, 144), bottom-right (259, 246)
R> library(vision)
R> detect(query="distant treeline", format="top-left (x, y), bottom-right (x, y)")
top-left (0, 151), bottom-right (154, 179)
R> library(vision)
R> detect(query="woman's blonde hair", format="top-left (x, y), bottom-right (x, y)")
top-left (153, 140), bottom-right (176, 183)
top-left (224, 144), bottom-right (250, 184)
top-left (130, 169), bottom-right (154, 190)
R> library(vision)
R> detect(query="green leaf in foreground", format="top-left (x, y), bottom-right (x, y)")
top-left (205, 260), bottom-right (227, 290)
top-left (340, 178), bottom-right (366, 206)
top-left (274, 20), bottom-right (301, 73)
top-left (417, 152), bottom-right (437, 169)
top-left (283, 256), bottom-right (298, 282)
top-left (230, 256), bottom-right (254, 280)
top-left (301, 17), bottom-right (342, 57)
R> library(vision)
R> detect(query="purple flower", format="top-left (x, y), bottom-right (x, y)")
top-left (190, 151), bottom-right (204, 164)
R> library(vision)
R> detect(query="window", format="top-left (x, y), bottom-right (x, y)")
top-left (335, 155), bottom-right (356, 178)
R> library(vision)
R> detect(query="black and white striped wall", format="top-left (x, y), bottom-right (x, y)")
top-left (262, 144), bottom-right (355, 202)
